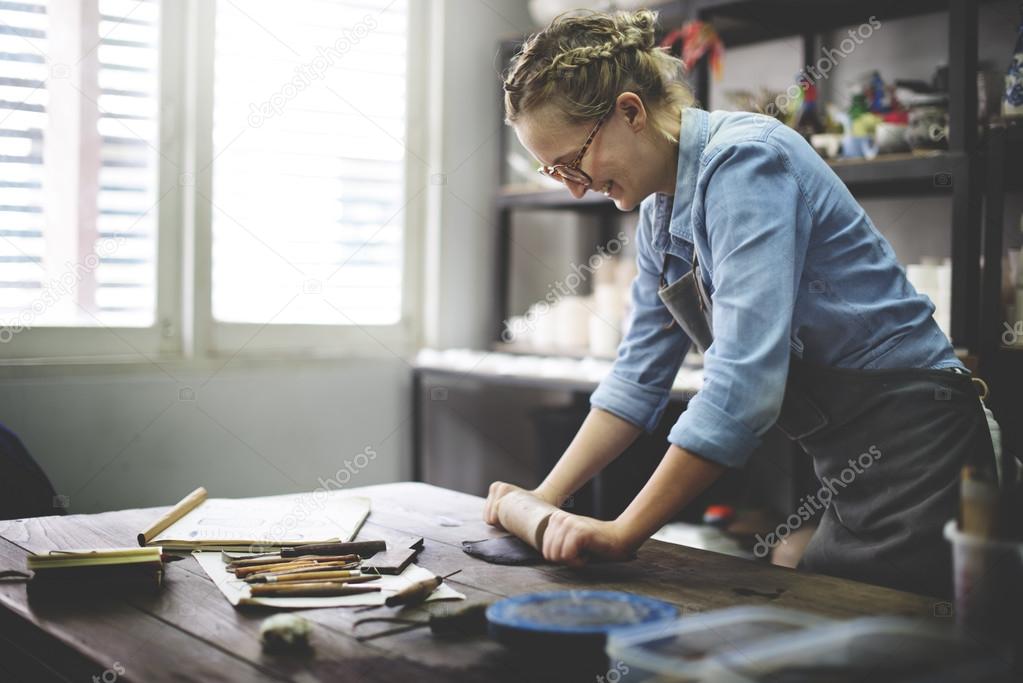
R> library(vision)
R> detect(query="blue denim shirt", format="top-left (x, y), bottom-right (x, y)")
top-left (590, 108), bottom-right (962, 469)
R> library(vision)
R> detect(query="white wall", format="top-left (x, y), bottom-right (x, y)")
top-left (0, 358), bottom-right (411, 513)
top-left (423, 0), bottom-right (535, 349)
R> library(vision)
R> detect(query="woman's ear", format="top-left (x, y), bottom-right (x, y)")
top-left (616, 91), bottom-right (647, 132)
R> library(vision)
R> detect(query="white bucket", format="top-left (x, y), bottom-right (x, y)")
top-left (943, 519), bottom-right (1023, 651)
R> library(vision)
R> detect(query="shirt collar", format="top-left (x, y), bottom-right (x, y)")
top-left (651, 107), bottom-right (710, 250)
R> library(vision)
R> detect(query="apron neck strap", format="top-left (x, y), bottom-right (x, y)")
top-left (660, 248), bottom-right (700, 287)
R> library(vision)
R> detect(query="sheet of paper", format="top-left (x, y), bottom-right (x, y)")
top-left (194, 552), bottom-right (465, 609)
top-left (150, 493), bottom-right (369, 550)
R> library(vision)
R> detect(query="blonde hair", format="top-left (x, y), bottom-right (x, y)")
top-left (502, 9), bottom-right (693, 145)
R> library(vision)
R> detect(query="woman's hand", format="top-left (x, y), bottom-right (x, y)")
top-left (541, 510), bottom-right (636, 567)
top-left (483, 481), bottom-right (523, 526)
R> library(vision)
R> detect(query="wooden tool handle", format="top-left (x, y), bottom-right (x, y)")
top-left (265, 573), bottom-right (380, 585)
top-left (228, 553), bottom-right (358, 569)
top-left (234, 560), bottom-right (317, 578)
top-left (249, 582), bottom-right (380, 598)
top-left (281, 540), bottom-right (386, 558)
top-left (137, 487), bottom-right (207, 546)
top-left (267, 568), bottom-right (360, 580)
top-left (384, 576), bottom-right (442, 607)
top-left (496, 490), bottom-right (559, 552)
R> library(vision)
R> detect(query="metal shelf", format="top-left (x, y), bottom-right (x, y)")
top-left (652, 0), bottom-right (1000, 48)
top-left (495, 151), bottom-right (965, 212)
top-left (827, 151), bottom-right (966, 194)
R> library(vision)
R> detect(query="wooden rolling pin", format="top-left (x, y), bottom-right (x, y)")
top-left (496, 490), bottom-right (560, 552)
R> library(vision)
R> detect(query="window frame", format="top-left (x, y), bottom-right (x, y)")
top-left (0, 0), bottom-right (425, 362)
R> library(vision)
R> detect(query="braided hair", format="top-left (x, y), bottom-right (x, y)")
top-left (502, 9), bottom-right (693, 144)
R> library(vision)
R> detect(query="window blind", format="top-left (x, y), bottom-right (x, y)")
top-left (0, 0), bottom-right (159, 332)
top-left (211, 0), bottom-right (409, 326)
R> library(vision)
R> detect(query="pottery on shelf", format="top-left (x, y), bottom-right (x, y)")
top-left (1004, 3), bottom-right (1023, 117)
top-left (907, 104), bottom-right (949, 151)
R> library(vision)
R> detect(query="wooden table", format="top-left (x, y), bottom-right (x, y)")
top-left (0, 483), bottom-right (943, 682)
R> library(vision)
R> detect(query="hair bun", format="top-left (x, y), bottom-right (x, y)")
top-left (502, 7), bottom-right (693, 136)
top-left (616, 8), bottom-right (657, 51)
top-left (545, 9), bottom-right (658, 76)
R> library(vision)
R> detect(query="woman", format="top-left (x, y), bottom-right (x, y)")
top-left (484, 9), bottom-right (995, 598)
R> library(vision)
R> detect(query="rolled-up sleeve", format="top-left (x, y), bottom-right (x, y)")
top-left (590, 200), bottom-right (692, 431)
top-left (669, 140), bottom-right (809, 468)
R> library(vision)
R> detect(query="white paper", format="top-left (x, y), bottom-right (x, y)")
top-left (150, 493), bottom-right (370, 551)
top-left (194, 552), bottom-right (465, 609)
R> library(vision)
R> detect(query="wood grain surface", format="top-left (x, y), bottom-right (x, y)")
top-left (0, 483), bottom-right (941, 682)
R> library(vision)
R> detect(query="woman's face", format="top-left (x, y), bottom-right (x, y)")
top-left (513, 92), bottom-right (673, 211)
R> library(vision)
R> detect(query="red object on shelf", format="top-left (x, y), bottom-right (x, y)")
top-left (703, 504), bottom-right (735, 527)
top-left (660, 21), bottom-right (724, 78)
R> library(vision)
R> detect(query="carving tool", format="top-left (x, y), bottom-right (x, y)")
top-left (281, 540), bottom-right (386, 558)
top-left (247, 570), bottom-right (372, 584)
top-left (354, 602), bottom-right (491, 641)
top-left (228, 553), bottom-right (358, 570)
top-left (249, 582), bottom-right (380, 598)
top-left (355, 569), bottom-right (462, 613)
top-left (247, 562), bottom-right (360, 578)
top-left (235, 559), bottom-right (358, 579)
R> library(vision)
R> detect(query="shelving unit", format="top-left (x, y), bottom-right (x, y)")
top-left (825, 151), bottom-right (965, 190)
top-left (415, 0), bottom-right (1020, 497)
top-left (979, 119), bottom-right (1023, 458)
top-left (652, 0), bottom-right (972, 49)
top-left (495, 150), bottom-right (963, 211)
top-left (493, 0), bottom-right (987, 352)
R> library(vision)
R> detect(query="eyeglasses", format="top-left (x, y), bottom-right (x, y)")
top-left (536, 111), bottom-right (610, 189)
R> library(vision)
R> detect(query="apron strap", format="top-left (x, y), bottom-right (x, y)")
top-left (659, 248), bottom-right (709, 330)
top-left (659, 253), bottom-right (676, 330)
top-left (690, 249), bottom-right (707, 313)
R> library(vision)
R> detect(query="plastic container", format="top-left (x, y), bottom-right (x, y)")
top-left (718, 617), bottom-right (1011, 683)
top-left (489, 590), bottom-right (678, 680)
top-left (606, 606), bottom-right (832, 682)
top-left (608, 608), bottom-right (1013, 682)
top-left (944, 519), bottom-right (1023, 649)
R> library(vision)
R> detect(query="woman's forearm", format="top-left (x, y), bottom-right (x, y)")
top-left (534, 407), bottom-right (642, 505)
top-left (616, 444), bottom-right (726, 547)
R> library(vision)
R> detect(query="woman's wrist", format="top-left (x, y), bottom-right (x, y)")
top-left (532, 484), bottom-right (565, 507)
top-left (610, 514), bottom-right (648, 553)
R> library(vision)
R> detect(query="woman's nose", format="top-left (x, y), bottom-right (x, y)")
top-left (565, 179), bottom-right (587, 199)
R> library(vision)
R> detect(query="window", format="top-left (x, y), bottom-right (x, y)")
top-left (0, 0), bottom-right (420, 359)
top-left (0, 0), bottom-right (160, 336)
top-left (210, 0), bottom-right (408, 326)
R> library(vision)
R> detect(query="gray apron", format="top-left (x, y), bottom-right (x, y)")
top-left (658, 251), bottom-right (995, 598)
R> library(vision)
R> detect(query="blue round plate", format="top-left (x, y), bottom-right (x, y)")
top-left (486, 590), bottom-right (678, 636)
